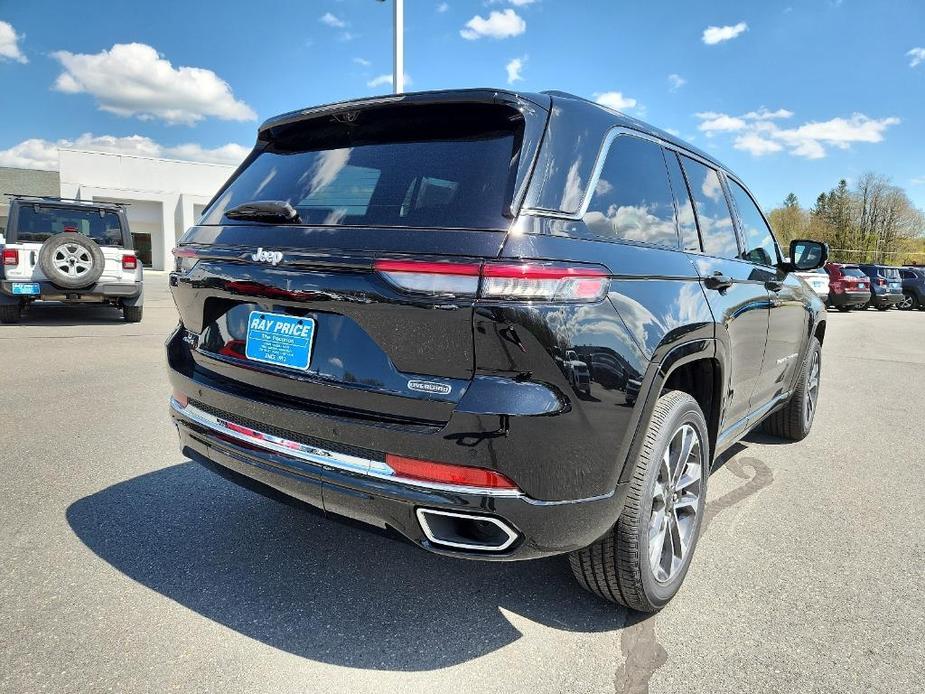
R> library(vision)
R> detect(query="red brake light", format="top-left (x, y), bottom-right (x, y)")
top-left (374, 259), bottom-right (609, 302)
top-left (877, 278), bottom-right (886, 286)
top-left (122, 254), bottom-right (138, 270)
top-left (2, 249), bottom-right (18, 266)
top-left (63, 225), bottom-right (78, 233)
top-left (385, 453), bottom-right (519, 490)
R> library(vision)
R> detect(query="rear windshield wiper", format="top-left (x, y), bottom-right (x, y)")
top-left (224, 200), bottom-right (301, 224)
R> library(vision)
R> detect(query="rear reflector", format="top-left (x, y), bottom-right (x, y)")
top-left (122, 255), bottom-right (138, 270)
top-left (374, 259), bottom-right (609, 302)
top-left (1, 249), bottom-right (18, 266)
top-left (385, 453), bottom-right (519, 490)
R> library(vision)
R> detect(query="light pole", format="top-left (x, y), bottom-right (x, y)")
top-left (376, 0), bottom-right (404, 94)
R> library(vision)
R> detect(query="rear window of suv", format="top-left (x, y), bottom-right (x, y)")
top-left (13, 205), bottom-right (124, 246)
top-left (202, 104), bottom-right (523, 231)
top-left (841, 267), bottom-right (865, 278)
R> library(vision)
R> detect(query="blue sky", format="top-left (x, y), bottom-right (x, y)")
top-left (1, 0), bottom-right (924, 211)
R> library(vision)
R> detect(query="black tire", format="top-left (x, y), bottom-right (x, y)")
top-left (836, 305), bottom-right (851, 312)
top-left (876, 305), bottom-right (890, 311)
top-left (123, 305), bottom-right (143, 323)
top-left (38, 232), bottom-right (105, 290)
top-left (762, 337), bottom-right (821, 442)
top-left (569, 390), bottom-right (709, 612)
top-left (899, 292), bottom-right (919, 311)
top-left (0, 304), bottom-right (22, 324)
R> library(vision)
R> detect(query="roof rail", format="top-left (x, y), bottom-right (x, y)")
top-left (1, 193), bottom-right (130, 207)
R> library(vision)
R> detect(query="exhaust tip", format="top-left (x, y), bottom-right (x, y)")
top-left (416, 508), bottom-right (518, 552)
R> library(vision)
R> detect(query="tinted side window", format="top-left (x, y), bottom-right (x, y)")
top-left (664, 151), bottom-right (701, 251)
top-left (582, 136), bottom-right (680, 248)
top-left (679, 156), bottom-right (738, 259)
top-left (728, 179), bottom-right (778, 266)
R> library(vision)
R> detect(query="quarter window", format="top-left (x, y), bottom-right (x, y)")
top-left (679, 156), bottom-right (739, 259)
top-left (729, 179), bottom-right (779, 266)
top-left (582, 136), bottom-right (680, 248)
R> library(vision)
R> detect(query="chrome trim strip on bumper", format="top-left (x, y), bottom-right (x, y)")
top-left (170, 398), bottom-right (524, 498)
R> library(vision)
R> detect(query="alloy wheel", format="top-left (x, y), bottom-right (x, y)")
top-left (898, 294), bottom-right (913, 310)
top-left (805, 350), bottom-right (820, 427)
top-left (648, 423), bottom-right (703, 583)
top-left (53, 243), bottom-right (93, 279)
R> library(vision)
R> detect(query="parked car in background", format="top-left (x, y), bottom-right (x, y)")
top-left (167, 88), bottom-right (828, 612)
top-left (899, 267), bottom-right (925, 310)
top-left (796, 267), bottom-right (829, 303)
top-left (857, 264), bottom-right (904, 310)
top-left (825, 263), bottom-right (870, 311)
top-left (0, 195), bottom-right (144, 324)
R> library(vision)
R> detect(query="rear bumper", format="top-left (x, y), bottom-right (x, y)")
top-left (0, 279), bottom-right (142, 304)
top-left (870, 291), bottom-right (903, 307)
top-left (829, 290), bottom-right (869, 307)
top-left (170, 397), bottom-right (628, 560)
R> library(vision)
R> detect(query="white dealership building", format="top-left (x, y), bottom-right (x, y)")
top-left (2, 150), bottom-right (237, 270)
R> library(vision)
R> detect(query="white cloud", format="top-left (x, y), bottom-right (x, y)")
top-left (667, 74), bottom-right (686, 92)
top-left (51, 43), bottom-right (256, 126)
top-left (908, 47), bottom-right (925, 68)
top-left (460, 9), bottom-right (526, 40)
top-left (0, 20), bottom-right (27, 64)
top-left (733, 132), bottom-right (783, 156)
top-left (320, 12), bottom-right (347, 28)
top-left (911, 176), bottom-right (925, 186)
top-left (489, 0), bottom-right (537, 5)
top-left (0, 134), bottom-right (249, 171)
top-left (594, 91), bottom-right (638, 112)
top-left (436, 2), bottom-right (449, 12)
top-left (506, 56), bottom-right (526, 84)
top-left (742, 107), bottom-right (794, 120)
top-left (695, 109), bottom-right (900, 159)
top-left (702, 22), bottom-right (748, 45)
top-left (353, 57), bottom-right (371, 67)
top-left (696, 112), bottom-right (747, 132)
top-left (367, 72), bottom-right (413, 88)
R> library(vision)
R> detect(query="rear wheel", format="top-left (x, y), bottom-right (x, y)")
top-left (836, 305), bottom-right (851, 312)
top-left (898, 292), bottom-right (918, 310)
top-left (123, 305), bottom-right (143, 323)
top-left (763, 337), bottom-right (821, 441)
top-left (569, 390), bottom-right (708, 612)
top-left (0, 304), bottom-right (22, 324)
top-left (876, 304), bottom-right (890, 311)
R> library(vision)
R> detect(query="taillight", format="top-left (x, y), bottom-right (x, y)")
top-left (385, 453), bottom-right (519, 490)
top-left (482, 263), bottom-right (609, 301)
top-left (877, 278), bottom-right (887, 286)
top-left (172, 247), bottom-right (199, 273)
top-left (1, 249), bottom-right (18, 266)
top-left (374, 259), bottom-right (610, 303)
top-left (374, 259), bottom-right (481, 297)
top-left (172, 389), bottom-right (188, 408)
top-left (122, 254), bottom-right (138, 270)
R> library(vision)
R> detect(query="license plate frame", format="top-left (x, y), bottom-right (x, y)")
top-left (245, 310), bottom-right (316, 371)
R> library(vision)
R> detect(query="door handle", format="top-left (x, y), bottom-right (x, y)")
top-left (704, 272), bottom-right (734, 291)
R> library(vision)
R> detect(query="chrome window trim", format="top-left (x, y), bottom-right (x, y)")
top-left (171, 398), bottom-right (524, 498)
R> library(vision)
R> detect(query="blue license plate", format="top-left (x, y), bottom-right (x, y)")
top-left (11, 283), bottom-right (40, 295)
top-left (245, 311), bottom-right (315, 370)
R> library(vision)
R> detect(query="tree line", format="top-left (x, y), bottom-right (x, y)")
top-left (766, 172), bottom-right (925, 266)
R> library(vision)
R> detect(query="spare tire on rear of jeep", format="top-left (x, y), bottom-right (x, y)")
top-left (38, 232), bottom-right (105, 290)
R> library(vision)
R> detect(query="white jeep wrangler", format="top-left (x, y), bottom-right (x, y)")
top-left (0, 196), bottom-right (143, 324)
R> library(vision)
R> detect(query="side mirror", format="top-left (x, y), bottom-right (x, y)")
top-left (789, 239), bottom-right (828, 271)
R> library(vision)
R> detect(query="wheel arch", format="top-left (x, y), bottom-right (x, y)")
top-left (617, 338), bottom-right (725, 484)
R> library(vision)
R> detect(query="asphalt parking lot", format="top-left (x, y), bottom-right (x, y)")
top-left (1, 274), bottom-right (922, 694)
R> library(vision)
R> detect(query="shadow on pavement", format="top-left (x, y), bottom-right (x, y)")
top-left (66, 461), bottom-right (625, 671)
top-left (1, 302), bottom-right (127, 326)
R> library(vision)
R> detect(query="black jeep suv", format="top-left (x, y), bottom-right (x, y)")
top-left (167, 89), bottom-right (827, 612)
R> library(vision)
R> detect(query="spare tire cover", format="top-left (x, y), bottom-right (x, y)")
top-left (38, 232), bottom-right (106, 290)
